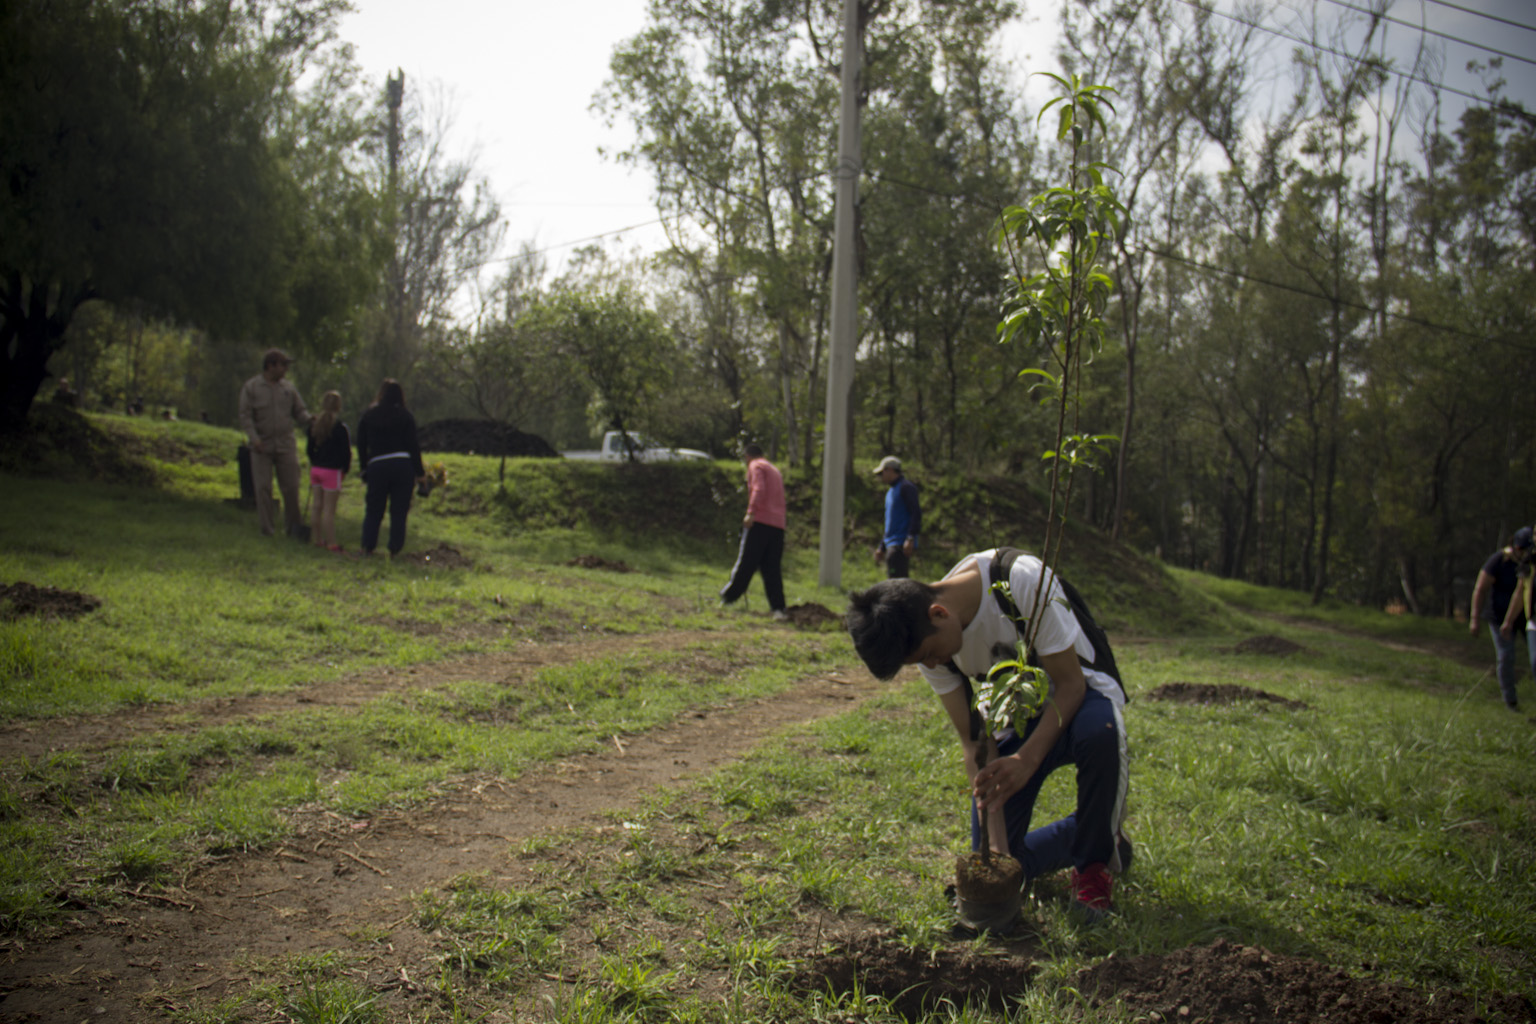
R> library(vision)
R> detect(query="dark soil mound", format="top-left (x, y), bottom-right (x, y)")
top-left (1079, 938), bottom-right (1535, 1024)
top-left (782, 602), bottom-right (841, 628)
top-left (797, 933), bottom-right (1036, 1018)
top-left (1148, 681), bottom-right (1309, 711)
top-left (566, 555), bottom-right (633, 572)
top-left (419, 419), bottom-right (559, 458)
top-left (0, 581), bottom-right (103, 620)
top-left (1234, 634), bottom-right (1307, 656)
top-left (396, 544), bottom-right (472, 569)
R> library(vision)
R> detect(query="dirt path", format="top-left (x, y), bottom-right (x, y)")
top-left (0, 644), bottom-right (884, 1022)
top-left (0, 630), bottom-right (764, 762)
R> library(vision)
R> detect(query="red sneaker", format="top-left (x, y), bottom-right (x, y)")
top-left (1071, 862), bottom-right (1114, 923)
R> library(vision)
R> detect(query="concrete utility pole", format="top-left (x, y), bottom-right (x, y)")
top-left (385, 70), bottom-right (405, 374)
top-left (818, 0), bottom-right (862, 589)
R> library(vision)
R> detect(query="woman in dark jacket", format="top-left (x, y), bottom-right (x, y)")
top-left (305, 390), bottom-right (352, 551)
top-left (355, 378), bottom-right (425, 557)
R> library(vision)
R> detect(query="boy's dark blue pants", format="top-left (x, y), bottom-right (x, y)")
top-left (969, 686), bottom-right (1128, 878)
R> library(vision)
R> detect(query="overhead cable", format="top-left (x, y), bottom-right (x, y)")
top-left (1173, 0), bottom-right (1535, 123)
top-left (1422, 0), bottom-right (1536, 35)
top-left (1314, 0), bottom-right (1536, 68)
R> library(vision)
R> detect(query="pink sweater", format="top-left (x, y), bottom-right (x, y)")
top-left (745, 457), bottom-right (786, 529)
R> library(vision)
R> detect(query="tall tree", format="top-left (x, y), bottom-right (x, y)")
top-left (0, 0), bottom-right (356, 428)
top-left (1057, 0), bottom-right (1260, 539)
top-left (362, 76), bottom-right (505, 386)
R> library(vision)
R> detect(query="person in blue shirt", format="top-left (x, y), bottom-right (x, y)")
top-left (871, 455), bottom-right (922, 578)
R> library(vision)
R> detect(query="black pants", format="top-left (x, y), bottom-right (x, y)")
top-left (883, 544), bottom-right (911, 579)
top-left (720, 523), bottom-right (786, 612)
top-left (362, 458), bottom-right (415, 555)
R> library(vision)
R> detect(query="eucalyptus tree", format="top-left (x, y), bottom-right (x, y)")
top-left (0, 0), bottom-right (364, 429)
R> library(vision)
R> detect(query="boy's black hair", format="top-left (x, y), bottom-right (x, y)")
top-left (845, 578), bottom-right (940, 680)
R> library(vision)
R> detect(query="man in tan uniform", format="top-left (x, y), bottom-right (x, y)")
top-left (237, 348), bottom-right (312, 537)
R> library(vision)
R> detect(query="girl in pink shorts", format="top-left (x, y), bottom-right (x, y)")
top-left (305, 391), bottom-right (353, 551)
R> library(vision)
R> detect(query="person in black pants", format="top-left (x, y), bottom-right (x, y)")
top-left (355, 378), bottom-right (425, 557)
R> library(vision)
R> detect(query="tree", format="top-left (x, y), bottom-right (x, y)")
top-left (0, 0), bottom-right (356, 428)
top-left (424, 244), bottom-right (585, 444)
top-left (522, 287), bottom-right (680, 459)
top-left (363, 76), bottom-right (504, 387)
top-left (1057, 0), bottom-right (1261, 539)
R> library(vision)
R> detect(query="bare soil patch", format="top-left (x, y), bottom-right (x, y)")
top-left (1233, 634), bottom-right (1308, 656)
top-left (1079, 937), bottom-right (1535, 1024)
top-left (0, 581), bottom-right (102, 621)
top-left (565, 554), bottom-right (633, 572)
top-left (782, 601), bottom-right (841, 628)
top-left (1147, 681), bottom-right (1310, 711)
top-left (795, 931), bottom-right (1038, 1018)
top-left (394, 543), bottom-right (472, 569)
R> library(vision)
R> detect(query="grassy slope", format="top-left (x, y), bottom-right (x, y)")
top-left (1, 411), bottom-right (1531, 1021)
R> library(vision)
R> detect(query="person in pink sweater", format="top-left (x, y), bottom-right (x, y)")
top-left (719, 443), bottom-right (788, 620)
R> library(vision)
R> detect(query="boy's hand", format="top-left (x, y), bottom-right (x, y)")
top-left (972, 750), bottom-right (1038, 813)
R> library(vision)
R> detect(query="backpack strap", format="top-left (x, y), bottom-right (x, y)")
top-left (989, 547), bottom-right (1127, 701)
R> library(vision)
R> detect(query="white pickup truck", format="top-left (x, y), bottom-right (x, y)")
top-left (562, 430), bottom-right (711, 462)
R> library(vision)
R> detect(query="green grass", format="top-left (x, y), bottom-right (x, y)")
top-left (3, 414), bottom-right (1533, 1022)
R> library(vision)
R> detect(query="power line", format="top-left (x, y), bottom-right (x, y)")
top-left (1139, 244), bottom-right (1532, 348)
top-left (1174, 0), bottom-right (1535, 124)
top-left (1314, 0), bottom-right (1536, 69)
top-left (490, 218), bottom-right (667, 266)
top-left (1422, 0), bottom-right (1536, 35)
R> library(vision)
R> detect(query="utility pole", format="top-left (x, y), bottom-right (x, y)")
top-left (818, 0), bottom-right (862, 589)
top-left (385, 70), bottom-right (405, 375)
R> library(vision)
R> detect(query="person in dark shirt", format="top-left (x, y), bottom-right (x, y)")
top-left (1471, 526), bottom-right (1534, 710)
top-left (355, 378), bottom-right (425, 557)
top-left (305, 390), bottom-right (352, 552)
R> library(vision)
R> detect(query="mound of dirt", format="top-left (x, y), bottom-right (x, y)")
top-left (782, 602), bottom-right (841, 628)
top-left (1147, 682), bottom-right (1309, 711)
top-left (0, 581), bottom-right (103, 620)
top-left (1234, 634), bottom-right (1307, 656)
top-left (1079, 938), bottom-right (1535, 1024)
top-left (396, 544), bottom-right (471, 569)
top-left (566, 555), bottom-right (633, 572)
top-left (796, 933), bottom-right (1035, 1019)
top-left (418, 419), bottom-right (559, 458)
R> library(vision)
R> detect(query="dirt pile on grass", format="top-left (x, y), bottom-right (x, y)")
top-left (0, 581), bottom-right (102, 620)
top-left (566, 555), bottom-right (633, 571)
top-left (395, 543), bottom-right (472, 569)
top-left (796, 933), bottom-right (1036, 1018)
top-left (1147, 681), bottom-right (1309, 711)
top-left (782, 602), bottom-right (841, 628)
top-left (1234, 634), bottom-right (1307, 656)
top-left (418, 419), bottom-right (559, 458)
top-left (1080, 938), bottom-right (1535, 1024)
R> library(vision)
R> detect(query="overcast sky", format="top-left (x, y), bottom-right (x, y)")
top-left (338, 0), bottom-right (1536, 284)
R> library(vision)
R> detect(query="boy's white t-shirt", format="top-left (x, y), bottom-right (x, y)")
top-left (918, 549), bottom-right (1124, 738)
